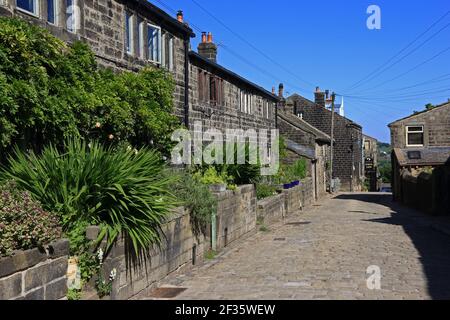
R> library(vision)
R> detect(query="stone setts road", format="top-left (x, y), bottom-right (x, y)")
top-left (148, 193), bottom-right (450, 300)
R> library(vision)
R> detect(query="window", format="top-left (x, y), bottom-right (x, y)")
top-left (17, 0), bottom-right (39, 15)
top-left (66, 0), bottom-right (77, 33)
top-left (162, 32), bottom-right (174, 70)
top-left (406, 126), bottom-right (424, 147)
top-left (239, 91), bottom-right (253, 114)
top-left (137, 17), bottom-right (144, 58)
top-left (125, 12), bottom-right (134, 54)
top-left (364, 140), bottom-right (370, 151)
top-left (147, 23), bottom-right (161, 63)
top-left (47, 0), bottom-right (57, 24)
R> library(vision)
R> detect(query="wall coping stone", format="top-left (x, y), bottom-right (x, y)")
top-left (0, 239), bottom-right (69, 278)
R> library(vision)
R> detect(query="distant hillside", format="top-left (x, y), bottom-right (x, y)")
top-left (377, 142), bottom-right (391, 183)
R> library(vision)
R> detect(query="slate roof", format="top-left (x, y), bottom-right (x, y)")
top-left (393, 147), bottom-right (450, 167)
top-left (278, 110), bottom-right (332, 144)
top-left (285, 139), bottom-right (316, 160)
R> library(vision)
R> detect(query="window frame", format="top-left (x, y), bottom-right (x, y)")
top-left (162, 32), bottom-right (174, 71)
top-left (125, 11), bottom-right (135, 55)
top-left (146, 22), bottom-right (162, 64)
top-left (406, 125), bottom-right (425, 147)
top-left (66, 0), bottom-right (77, 33)
top-left (47, 0), bottom-right (58, 25)
top-left (16, 0), bottom-right (40, 17)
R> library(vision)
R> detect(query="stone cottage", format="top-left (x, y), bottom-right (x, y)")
top-left (389, 101), bottom-right (450, 208)
top-left (188, 32), bottom-right (278, 133)
top-left (0, 0), bottom-right (279, 143)
top-left (287, 89), bottom-right (364, 192)
top-left (277, 99), bottom-right (331, 199)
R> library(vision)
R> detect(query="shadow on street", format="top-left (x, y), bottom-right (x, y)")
top-left (335, 193), bottom-right (450, 300)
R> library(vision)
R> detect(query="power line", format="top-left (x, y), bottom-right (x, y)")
top-left (347, 72), bottom-right (450, 96)
top-left (189, 0), bottom-right (316, 88)
top-left (153, 0), bottom-right (312, 96)
top-left (344, 10), bottom-right (450, 93)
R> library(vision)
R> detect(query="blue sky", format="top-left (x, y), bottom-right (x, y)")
top-left (158, 0), bottom-right (450, 143)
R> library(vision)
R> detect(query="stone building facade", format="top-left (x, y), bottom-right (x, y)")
top-left (389, 101), bottom-right (450, 149)
top-left (277, 100), bottom-right (331, 199)
top-left (287, 90), bottom-right (364, 192)
top-left (0, 0), bottom-right (279, 138)
top-left (363, 134), bottom-right (379, 192)
top-left (0, 0), bottom-right (194, 123)
top-left (188, 33), bottom-right (278, 133)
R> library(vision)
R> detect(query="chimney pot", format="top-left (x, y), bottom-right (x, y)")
top-left (198, 32), bottom-right (218, 62)
top-left (316, 86), bottom-right (321, 92)
top-left (272, 87), bottom-right (275, 95)
top-left (177, 10), bottom-right (183, 23)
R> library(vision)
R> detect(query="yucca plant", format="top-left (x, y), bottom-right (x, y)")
top-left (0, 139), bottom-right (177, 254)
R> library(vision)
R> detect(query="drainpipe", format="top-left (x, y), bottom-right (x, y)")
top-left (184, 37), bottom-right (190, 128)
top-left (211, 210), bottom-right (217, 252)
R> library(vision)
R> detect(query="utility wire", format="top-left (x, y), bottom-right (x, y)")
top-left (189, 0), bottom-right (316, 88)
top-left (343, 10), bottom-right (450, 93)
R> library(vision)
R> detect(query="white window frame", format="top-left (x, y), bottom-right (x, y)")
top-left (47, 0), bottom-right (58, 25)
top-left (66, 0), bottom-right (77, 33)
top-left (147, 23), bottom-right (162, 64)
top-left (125, 11), bottom-right (134, 55)
top-left (162, 32), bottom-right (174, 71)
top-left (137, 17), bottom-right (145, 59)
top-left (16, 0), bottom-right (40, 17)
top-left (406, 125), bottom-right (424, 147)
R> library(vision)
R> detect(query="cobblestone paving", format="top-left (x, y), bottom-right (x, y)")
top-left (151, 193), bottom-right (450, 300)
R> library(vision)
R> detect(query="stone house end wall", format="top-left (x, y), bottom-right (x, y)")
top-left (288, 95), bottom-right (363, 191)
top-left (389, 103), bottom-right (450, 149)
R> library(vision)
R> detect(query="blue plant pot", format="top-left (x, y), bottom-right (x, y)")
top-left (292, 180), bottom-right (300, 186)
top-left (283, 183), bottom-right (291, 190)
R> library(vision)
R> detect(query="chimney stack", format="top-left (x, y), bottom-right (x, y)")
top-left (198, 32), bottom-right (218, 63)
top-left (272, 87), bottom-right (275, 95)
top-left (278, 83), bottom-right (284, 98)
top-left (176, 10), bottom-right (183, 23)
top-left (314, 86), bottom-right (326, 108)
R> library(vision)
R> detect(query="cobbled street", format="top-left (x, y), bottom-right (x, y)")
top-left (149, 193), bottom-right (450, 300)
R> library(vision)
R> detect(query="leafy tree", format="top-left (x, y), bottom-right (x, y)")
top-left (0, 17), bottom-right (179, 157)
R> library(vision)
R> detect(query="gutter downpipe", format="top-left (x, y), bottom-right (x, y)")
top-left (184, 37), bottom-right (190, 129)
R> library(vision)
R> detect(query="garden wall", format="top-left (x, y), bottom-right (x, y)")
top-left (214, 185), bottom-right (257, 250)
top-left (257, 178), bottom-right (315, 226)
top-left (0, 240), bottom-right (69, 300)
top-left (399, 167), bottom-right (450, 216)
top-left (92, 207), bottom-right (206, 300)
top-left (257, 194), bottom-right (286, 225)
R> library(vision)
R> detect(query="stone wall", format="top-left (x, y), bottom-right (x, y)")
top-left (257, 194), bottom-right (286, 225)
top-left (397, 167), bottom-right (450, 216)
top-left (257, 178), bottom-right (315, 226)
top-left (214, 185), bottom-right (257, 250)
top-left (93, 207), bottom-right (206, 300)
top-left (0, 240), bottom-right (69, 300)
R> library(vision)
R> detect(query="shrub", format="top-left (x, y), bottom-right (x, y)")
top-left (173, 171), bottom-right (217, 235)
top-left (0, 139), bottom-right (177, 254)
top-left (0, 17), bottom-right (179, 157)
top-left (256, 184), bottom-right (278, 200)
top-left (0, 181), bottom-right (61, 257)
top-left (290, 158), bottom-right (308, 180)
